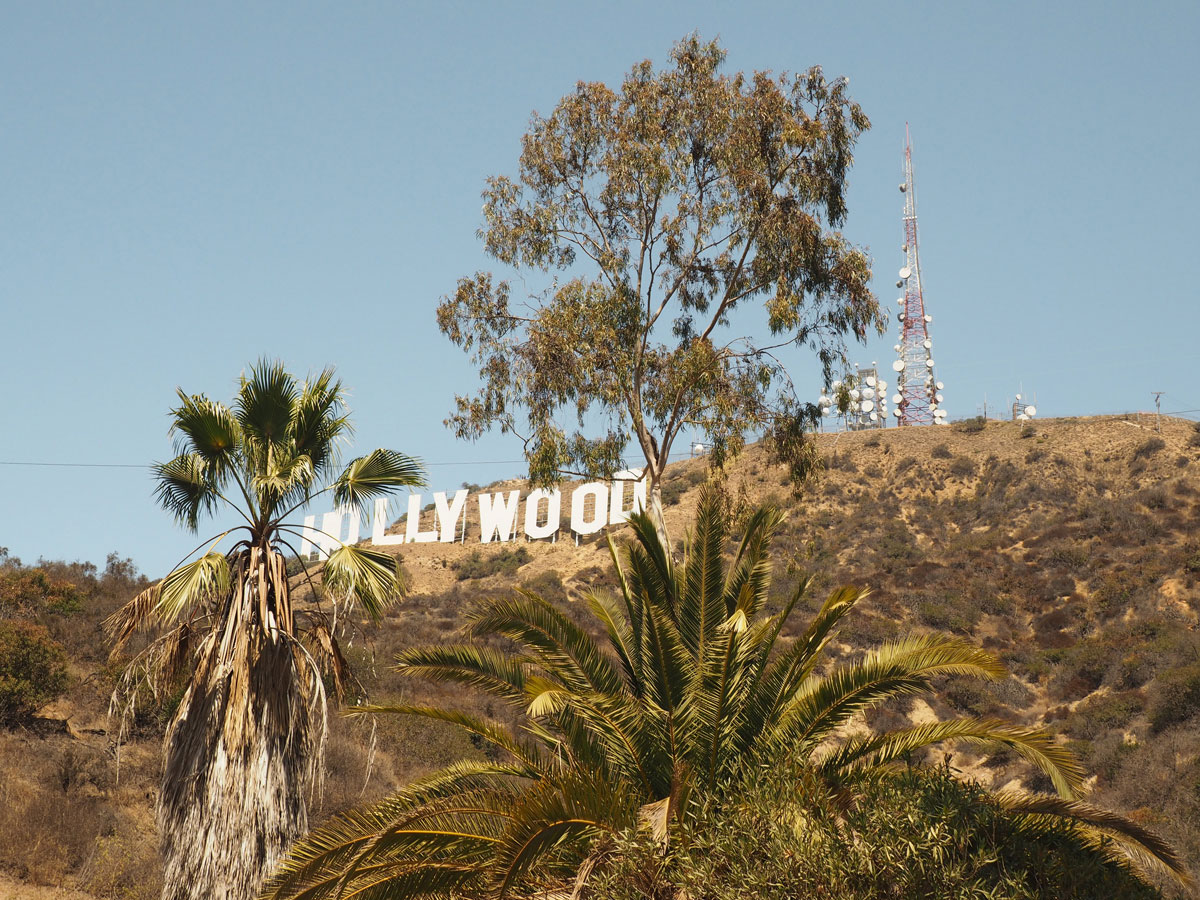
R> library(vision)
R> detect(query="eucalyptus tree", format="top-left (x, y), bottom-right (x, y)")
top-left (263, 488), bottom-right (1182, 899)
top-left (108, 361), bottom-right (425, 900)
top-left (438, 35), bottom-right (883, 537)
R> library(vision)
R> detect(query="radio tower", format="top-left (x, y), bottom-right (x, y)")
top-left (891, 125), bottom-right (945, 426)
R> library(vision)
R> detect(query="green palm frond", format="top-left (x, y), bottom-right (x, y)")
top-left (468, 592), bottom-right (623, 696)
top-left (168, 391), bottom-right (241, 472)
top-left (333, 449), bottom-right (427, 509)
top-left (395, 644), bottom-right (530, 704)
top-left (774, 635), bottom-right (1006, 755)
top-left (584, 590), bottom-right (640, 695)
top-left (819, 717), bottom-right (1085, 799)
top-left (155, 551), bottom-right (231, 623)
top-left (154, 453), bottom-right (221, 531)
top-left (995, 791), bottom-right (1193, 888)
top-left (490, 770), bottom-right (637, 898)
top-left (679, 488), bottom-right (729, 657)
top-left (290, 367), bottom-right (349, 480)
top-left (236, 358), bottom-right (298, 450)
top-left (322, 544), bottom-right (406, 620)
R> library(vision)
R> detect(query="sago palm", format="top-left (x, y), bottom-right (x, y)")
top-left (264, 486), bottom-right (1183, 899)
top-left (108, 360), bottom-right (425, 900)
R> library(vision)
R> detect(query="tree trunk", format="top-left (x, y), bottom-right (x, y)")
top-left (158, 550), bottom-right (318, 900)
top-left (645, 465), bottom-right (671, 554)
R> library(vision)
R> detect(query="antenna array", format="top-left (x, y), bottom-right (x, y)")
top-left (892, 126), bottom-right (946, 426)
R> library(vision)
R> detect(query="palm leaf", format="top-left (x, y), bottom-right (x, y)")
top-left (468, 592), bottom-right (623, 696)
top-left (155, 551), bottom-right (231, 623)
top-left (153, 453), bottom-right (220, 531)
top-left (395, 644), bottom-right (530, 704)
top-left (351, 704), bottom-right (545, 772)
top-left (333, 449), bottom-right (427, 509)
top-left (996, 790), bottom-right (1193, 888)
top-left (819, 716), bottom-right (1085, 799)
top-left (322, 544), bottom-right (405, 620)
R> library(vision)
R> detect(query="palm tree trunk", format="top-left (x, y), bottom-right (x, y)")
top-left (158, 552), bottom-right (319, 900)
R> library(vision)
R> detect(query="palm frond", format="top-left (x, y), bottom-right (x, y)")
top-left (235, 358), bottom-right (298, 451)
top-left (773, 635), bottom-right (1006, 755)
top-left (153, 453), bottom-right (220, 531)
top-left (290, 367), bottom-right (349, 481)
top-left (468, 592), bottom-right (623, 696)
top-left (168, 391), bottom-right (241, 472)
top-left (106, 581), bottom-right (162, 655)
top-left (679, 486), bottom-right (729, 657)
top-left (996, 790), bottom-right (1193, 888)
top-left (819, 716), bottom-right (1085, 799)
top-left (395, 644), bottom-right (530, 704)
top-left (333, 449), bottom-right (427, 509)
top-left (322, 544), bottom-right (405, 620)
top-left (155, 551), bottom-right (231, 623)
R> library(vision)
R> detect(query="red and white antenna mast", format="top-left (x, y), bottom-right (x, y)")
top-left (891, 125), bottom-right (945, 426)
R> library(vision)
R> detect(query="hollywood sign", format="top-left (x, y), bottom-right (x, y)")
top-left (299, 472), bottom-right (647, 558)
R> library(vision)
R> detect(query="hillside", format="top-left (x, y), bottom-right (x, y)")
top-left (2, 413), bottom-right (1199, 898)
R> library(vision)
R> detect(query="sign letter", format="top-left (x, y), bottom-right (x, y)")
top-left (479, 490), bottom-right (521, 543)
top-left (435, 489), bottom-right (469, 542)
top-left (523, 489), bottom-right (562, 540)
top-left (570, 482), bottom-right (609, 535)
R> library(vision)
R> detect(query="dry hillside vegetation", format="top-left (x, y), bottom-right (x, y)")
top-left (2, 414), bottom-right (1199, 898)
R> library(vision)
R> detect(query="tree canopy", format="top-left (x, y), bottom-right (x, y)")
top-left (438, 35), bottom-right (882, 520)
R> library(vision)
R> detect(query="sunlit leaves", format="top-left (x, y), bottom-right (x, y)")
top-left (438, 34), bottom-right (883, 500)
top-left (155, 552), bottom-right (230, 624)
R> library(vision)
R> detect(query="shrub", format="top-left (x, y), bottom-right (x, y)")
top-left (451, 546), bottom-right (531, 581)
top-left (1147, 663), bottom-right (1200, 733)
top-left (1132, 437), bottom-right (1166, 462)
top-left (1020, 424), bottom-right (1037, 438)
top-left (949, 457), bottom-right (977, 478)
top-left (0, 620), bottom-right (69, 724)
top-left (955, 416), bottom-right (987, 434)
top-left (591, 767), bottom-right (1166, 900)
top-left (931, 443), bottom-right (952, 459)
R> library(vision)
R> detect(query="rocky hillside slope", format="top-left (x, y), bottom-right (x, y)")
top-left (3, 413), bottom-right (1198, 898)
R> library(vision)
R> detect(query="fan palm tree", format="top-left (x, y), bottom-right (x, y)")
top-left (108, 360), bottom-right (425, 900)
top-left (264, 486), bottom-right (1185, 899)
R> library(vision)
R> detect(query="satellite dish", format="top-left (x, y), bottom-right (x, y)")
top-left (926, 359), bottom-right (935, 368)
top-left (923, 339), bottom-right (932, 349)
top-left (1015, 393), bottom-right (1022, 401)
top-left (892, 360), bottom-right (905, 371)
top-left (1025, 405), bottom-right (1037, 416)
top-left (892, 394), bottom-right (902, 404)
top-left (818, 395), bottom-right (831, 406)
top-left (924, 314), bottom-right (932, 323)
top-left (898, 313), bottom-right (905, 320)
top-left (935, 381), bottom-right (944, 390)
top-left (896, 297), bottom-right (905, 306)
top-left (822, 406), bottom-right (833, 416)
top-left (893, 344), bottom-right (901, 352)
top-left (1017, 413), bottom-right (1029, 421)
top-left (893, 408), bottom-right (903, 417)
top-left (895, 280), bottom-right (904, 289)
top-left (832, 380), bottom-right (843, 389)
top-left (865, 375), bottom-right (877, 387)
top-left (878, 380), bottom-right (888, 391)
top-left (861, 399), bottom-right (875, 413)
top-left (862, 388), bottom-right (875, 400)
top-left (869, 412), bottom-right (879, 422)
top-left (936, 393), bottom-right (944, 403)
top-left (899, 267), bottom-right (911, 279)
top-left (899, 183), bottom-right (907, 192)
top-left (934, 409), bottom-right (947, 418)
top-left (849, 388), bottom-right (861, 400)
top-left (901, 245), bottom-right (907, 253)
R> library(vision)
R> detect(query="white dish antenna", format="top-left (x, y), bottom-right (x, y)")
top-left (892, 359), bottom-right (905, 371)
top-left (923, 339), bottom-right (932, 349)
top-left (892, 394), bottom-right (902, 404)
top-left (936, 381), bottom-right (944, 390)
top-left (895, 280), bottom-right (904, 289)
top-left (925, 359), bottom-right (935, 368)
top-left (865, 375), bottom-right (876, 387)
top-left (821, 406), bottom-right (833, 416)
top-left (849, 388), bottom-right (861, 400)
top-left (935, 393), bottom-right (944, 403)
top-left (934, 409), bottom-right (947, 419)
top-left (899, 183), bottom-right (906, 192)
top-left (1025, 405), bottom-right (1037, 416)
top-left (869, 412), bottom-right (879, 422)
top-left (899, 267), bottom-right (911, 279)
top-left (862, 387), bottom-right (875, 400)
top-left (896, 297), bottom-right (905, 305)
top-left (893, 408), bottom-right (903, 417)
top-left (832, 379), bottom-right (842, 389)
top-left (893, 344), bottom-right (901, 352)
top-left (861, 399), bottom-right (875, 413)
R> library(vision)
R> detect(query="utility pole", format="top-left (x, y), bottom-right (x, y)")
top-left (1152, 392), bottom-right (1164, 432)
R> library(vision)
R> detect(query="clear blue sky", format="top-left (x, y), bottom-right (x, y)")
top-left (2, 1), bottom-right (1196, 577)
